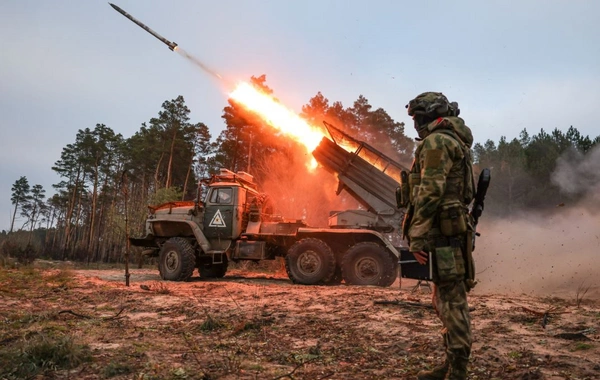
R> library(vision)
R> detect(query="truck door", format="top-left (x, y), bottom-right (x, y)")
top-left (203, 187), bottom-right (235, 239)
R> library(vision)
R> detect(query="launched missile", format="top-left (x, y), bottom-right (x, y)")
top-left (109, 2), bottom-right (225, 82)
top-left (109, 3), bottom-right (178, 51)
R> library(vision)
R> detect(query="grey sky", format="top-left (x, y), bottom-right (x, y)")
top-left (1, 0), bottom-right (599, 231)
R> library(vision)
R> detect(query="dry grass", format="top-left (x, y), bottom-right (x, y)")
top-left (0, 333), bottom-right (91, 379)
top-left (576, 281), bottom-right (592, 307)
top-left (0, 267), bottom-right (91, 379)
top-left (0, 266), bottom-right (599, 379)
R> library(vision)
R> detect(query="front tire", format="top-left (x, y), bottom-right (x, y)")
top-left (285, 238), bottom-right (336, 285)
top-left (158, 237), bottom-right (196, 281)
top-left (199, 258), bottom-right (228, 278)
top-left (341, 242), bottom-right (397, 287)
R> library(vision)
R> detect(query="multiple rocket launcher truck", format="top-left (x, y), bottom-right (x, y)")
top-left (130, 123), bottom-right (430, 286)
top-left (108, 3), bottom-right (439, 286)
top-left (108, 2), bottom-right (429, 286)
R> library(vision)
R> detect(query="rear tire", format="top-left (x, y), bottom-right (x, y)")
top-left (341, 242), bottom-right (397, 287)
top-left (285, 238), bottom-right (335, 285)
top-left (158, 237), bottom-right (196, 281)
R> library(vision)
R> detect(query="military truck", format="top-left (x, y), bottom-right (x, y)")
top-left (130, 124), bottom-right (430, 286)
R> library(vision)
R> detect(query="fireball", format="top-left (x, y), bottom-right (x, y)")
top-left (229, 82), bottom-right (325, 159)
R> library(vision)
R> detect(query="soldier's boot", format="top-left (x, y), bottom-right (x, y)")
top-left (416, 359), bottom-right (449, 380)
top-left (447, 356), bottom-right (469, 380)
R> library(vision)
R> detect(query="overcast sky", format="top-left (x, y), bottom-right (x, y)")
top-left (1, 0), bottom-right (599, 232)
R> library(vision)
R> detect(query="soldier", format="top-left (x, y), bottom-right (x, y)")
top-left (402, 92), bottom-right (476, 380)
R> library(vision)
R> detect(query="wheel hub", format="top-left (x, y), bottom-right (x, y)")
top-left (297, 250), bottom-right (322, 276)
top-left (164, 250), bottom-right (179, 272)
top-left (355, 257), bottom-right (380, 280)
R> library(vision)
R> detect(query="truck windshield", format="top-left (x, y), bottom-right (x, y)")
top-left (209, 188), bottom-right (233, 204)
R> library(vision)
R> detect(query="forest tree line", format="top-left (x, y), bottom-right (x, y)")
top-left (3, 75), bottom-right (599, 263)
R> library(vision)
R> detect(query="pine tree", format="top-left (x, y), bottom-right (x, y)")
top-left (10, 176), bottom-right (30, 233)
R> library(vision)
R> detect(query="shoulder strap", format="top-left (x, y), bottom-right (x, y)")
top-left (431, 129), bottom-right (476, 203)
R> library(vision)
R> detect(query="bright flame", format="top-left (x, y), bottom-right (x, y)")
top-left (227, 82), bottom-right (401, 184)
top-left (229, 82), bottom-right (326, 166)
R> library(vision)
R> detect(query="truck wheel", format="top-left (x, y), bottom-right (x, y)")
top-left (199, 259), bottom-right (228, 278)
top-left (285, 238), bottom-right (336, 285)
top-left (341, 242), bottom-right (397, 287)
top-left (158, 237), bottom-right (196, 281)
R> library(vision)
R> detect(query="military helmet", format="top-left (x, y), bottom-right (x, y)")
top-left (406, 92), bottom-right (452, 118)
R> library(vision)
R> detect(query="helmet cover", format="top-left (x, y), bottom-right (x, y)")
top-left (406, 92), bottom-right (451, 118)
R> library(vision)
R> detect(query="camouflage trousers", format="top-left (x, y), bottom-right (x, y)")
top-left (432, 280), bottom-right (472, 362)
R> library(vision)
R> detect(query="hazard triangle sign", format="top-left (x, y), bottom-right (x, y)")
top-left (209, 209), bottom-right (227, 228)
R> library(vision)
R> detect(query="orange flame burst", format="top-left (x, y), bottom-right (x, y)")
top-left (229, 82), bottom-right (326, 160)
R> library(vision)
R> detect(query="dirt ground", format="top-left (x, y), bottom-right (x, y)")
top-left (1, 264), bottom-right (599, 380)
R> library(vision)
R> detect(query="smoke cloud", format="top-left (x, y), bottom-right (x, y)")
top-left (254, 148), bottom-right (359, 227)
top-left (551, 145), bottom-right (600, 198)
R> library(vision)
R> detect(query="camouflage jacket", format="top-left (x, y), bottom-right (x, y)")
top-left (407, 116), bottom-right (475, 252)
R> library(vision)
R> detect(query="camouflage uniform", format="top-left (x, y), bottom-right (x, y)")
top-left (403, 92), bottom-right (476, 380)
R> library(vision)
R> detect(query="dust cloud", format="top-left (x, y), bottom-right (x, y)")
top-left (474, 144), bottom-right (600, 299)
top-left (474, 202), bottom-right (600, 299)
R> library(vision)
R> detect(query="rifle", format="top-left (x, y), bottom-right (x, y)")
top-left (471, 168), bottom-right (491, 228)
top-left (470, 168), bottom-right (491, 254)
top-left (464, 168), bottom-right (490, 291)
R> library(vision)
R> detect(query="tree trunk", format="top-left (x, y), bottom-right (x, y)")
top-left (70, 173), bottom-right (87, 260)
top-left (9, 193), bottom-right (20, 234)
top-left (182, 155), bottom-right (194, 200)
top-left (92, 180), bottom-right (107, 263)
top-left (44, 208), bottom-right (56, 256)
top-left (154, 152), bottom-right (165, 192)
top-left (102, 171), bottom-right (122, 263)
top-left (87, 163), bottom-right (100, 259)
top-left (166, 122), bottom-right (179, 188)
top-left (27, 203), bottom-right (38, 245)
top-left (63, 166), bottom-right (82, 260)
top-left (51, 211), bottom-right (63, 259)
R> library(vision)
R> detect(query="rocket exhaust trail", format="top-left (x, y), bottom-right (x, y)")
top-left (174, 47), bottom-right (224, 82)
top-left (109, 3), bottom-right (225, 83)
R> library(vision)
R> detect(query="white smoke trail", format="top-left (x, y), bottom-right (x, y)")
top-left (174, 47), bottom-right (225, 83)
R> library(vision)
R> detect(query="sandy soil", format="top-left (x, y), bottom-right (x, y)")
top-left (1, 266), bottom-right (599, 379)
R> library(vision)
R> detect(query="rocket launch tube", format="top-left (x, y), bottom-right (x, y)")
top-left (109, 3), bottom-right (178, 51)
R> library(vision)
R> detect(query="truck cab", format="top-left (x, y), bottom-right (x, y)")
top-left (202, 169), bottom-right (260, 246)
